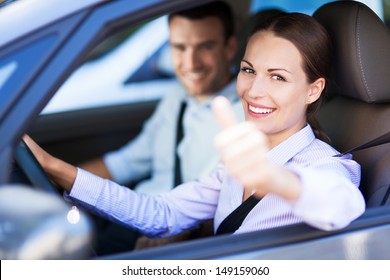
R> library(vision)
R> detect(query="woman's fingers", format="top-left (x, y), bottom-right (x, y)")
top-left (211, 96), bottom-right (238, 129)
top-left (212, 96), bottom-right (272, 191)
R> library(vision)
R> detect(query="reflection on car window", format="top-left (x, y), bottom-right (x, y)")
top-left (383, 0), bottom-right (390, 26)
top-left (42, 16), bottom-right (174, 115)
top-left (0, 61), bottom-right (17, 91)
top-left (0, 0), bottom-right (18, 9)
top-left (0, 34), bottom-right (57, 117)
top-left (252, 0), bottom-right (385, 23)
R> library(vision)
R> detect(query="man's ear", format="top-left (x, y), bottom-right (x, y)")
top-left (307, 77), bottom-right (325, 104)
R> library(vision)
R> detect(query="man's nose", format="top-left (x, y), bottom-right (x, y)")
top-left (183, 49), bottom-right (200, 70)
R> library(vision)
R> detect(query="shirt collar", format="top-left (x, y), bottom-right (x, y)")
top-left (268, 124), bottom-right (316, 166)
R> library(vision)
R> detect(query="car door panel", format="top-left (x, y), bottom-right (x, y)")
top-left (29, 100), bottom-right (158, 164)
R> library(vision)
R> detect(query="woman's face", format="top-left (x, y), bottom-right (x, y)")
top-left (237, 31), bottom-right (323, 148)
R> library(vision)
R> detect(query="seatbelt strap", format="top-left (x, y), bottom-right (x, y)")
top-left (173, 101), bottom-right (187, 187)
top-left (216, 130), bottom-right (390, 234)
top-left (334, 130), bottom-right (390, 157)
top-left (216, 194), bottom-right (261, 235)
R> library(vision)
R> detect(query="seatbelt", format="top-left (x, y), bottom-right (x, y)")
top-left (334, 130), bottom-right (390, 157)
top-left (216, 194), bottom-right (261, 235)
top-left (216, 130), bottom-right (390, 235)
top-left (173, 101), bottom-right (187, 187)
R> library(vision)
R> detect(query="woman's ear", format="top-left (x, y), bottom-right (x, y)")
top-left (307, 77), bottom-right (325, 104)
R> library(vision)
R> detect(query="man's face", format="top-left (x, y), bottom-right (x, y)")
top-left (169, 16), bottom-right (236, 101)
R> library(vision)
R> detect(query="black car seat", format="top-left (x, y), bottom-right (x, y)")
top-left (313, 1), bottom-right (390, 207)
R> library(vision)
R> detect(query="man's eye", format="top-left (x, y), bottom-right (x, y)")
top-left (200, 43), bottom-right (214, 50)
top-left (172, 45), bottom-right (185, 52)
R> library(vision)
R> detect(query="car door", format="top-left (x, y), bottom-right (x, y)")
top-left (29, 101), bottom-right (158, 165)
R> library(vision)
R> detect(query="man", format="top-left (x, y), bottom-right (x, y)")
top-left (81, 1), bottom-right (244, 254)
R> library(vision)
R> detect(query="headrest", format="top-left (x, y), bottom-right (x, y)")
top-left (313, 1), bottom-right (390, 103)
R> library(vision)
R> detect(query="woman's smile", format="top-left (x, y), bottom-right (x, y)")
top-left (247, 102), bottom-right (276, 117)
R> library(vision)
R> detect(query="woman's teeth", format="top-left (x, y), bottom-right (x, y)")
top-left (249, 104), bottom-right (274, 114)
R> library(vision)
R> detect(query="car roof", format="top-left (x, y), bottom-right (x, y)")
top-left (0, 0), bottom-right (108, 48)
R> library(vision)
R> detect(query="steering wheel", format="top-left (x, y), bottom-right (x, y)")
top-left (13, 139), bottom-right (60, 195)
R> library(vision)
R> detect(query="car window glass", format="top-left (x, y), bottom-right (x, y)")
top-left (252, 0), bottom-right (383, 17)
top-left (42, 16), bottom-right (174, 115)
top-left (383, 0), bottom-right (390, 25)
top-left (0, 0), bottom-right (17, 9)
top-left (251, 0), bottom-right (385, 22)
top-left (0, 61), bottom-right (17, 91)
top-left (251, 0), bottom-right (333, 14)
top-left (0, 35), bottom-right (57, 118)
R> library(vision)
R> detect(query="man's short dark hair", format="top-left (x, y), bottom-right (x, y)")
top-left (168, 1), bottom-right (235, 42)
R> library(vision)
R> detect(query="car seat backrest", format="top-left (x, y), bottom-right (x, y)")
top-left (313, 1), bottom-right (390, 207)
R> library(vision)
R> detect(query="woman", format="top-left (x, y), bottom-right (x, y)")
top-left (24, 12), bottom-right (365, 237)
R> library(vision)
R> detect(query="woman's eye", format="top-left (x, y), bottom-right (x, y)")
top-left (271, 74), bottom-right (285, 81)
top-left (241, 67), bottom-right (254, 74)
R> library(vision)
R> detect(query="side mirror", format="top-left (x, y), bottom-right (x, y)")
top-left (0, 185), bottom-right (93, 259)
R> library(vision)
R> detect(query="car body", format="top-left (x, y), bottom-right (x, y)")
top-left (1, 0), bottom-right (390, 260)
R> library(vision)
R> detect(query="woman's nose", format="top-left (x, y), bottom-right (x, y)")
top-left (247, 77), bottom-right (267, 98)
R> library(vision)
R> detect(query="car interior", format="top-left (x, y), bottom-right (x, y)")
top-left (314, 0), bottom-right (390, 208)
top-left (107, 0), bottom-right (390, 259)
top-left (10, 0), bottom-right (390, 259)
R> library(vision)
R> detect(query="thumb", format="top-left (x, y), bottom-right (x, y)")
top-left (212, 96), bottom-right (238, 129)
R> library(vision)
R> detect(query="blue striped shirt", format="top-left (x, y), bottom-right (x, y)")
top-left (67, 125), bottom-right (365, 237)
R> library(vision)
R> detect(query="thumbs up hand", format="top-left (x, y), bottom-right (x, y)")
top-left (212, 96), bottom-right (273, 196)
top-left (212, 96), bottom-right (301, 200)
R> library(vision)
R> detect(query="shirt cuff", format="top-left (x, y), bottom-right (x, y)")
top-left (286, 165), bottom-right (337, 231)
top-left (66, 168), bottom-right (105, 207)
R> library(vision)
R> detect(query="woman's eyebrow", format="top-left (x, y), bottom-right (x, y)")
top-left (242, 59), bottom-right (292, 74)
top-left (241, 59), bottom-right (253, 67)
top-left (268, 68), bottom-right (292, 74)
